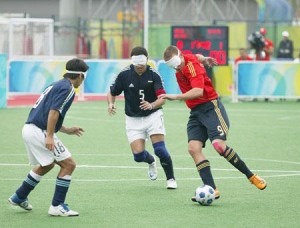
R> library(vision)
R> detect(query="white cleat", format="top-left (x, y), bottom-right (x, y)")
top-left (148, 158), bottom-right (158, 180)
top-left (166, 178), bottom-right (177, 189)
top-left (8, 194), bottom-right (33, 211)
top-left (48, 203), bottom-right (79, 217)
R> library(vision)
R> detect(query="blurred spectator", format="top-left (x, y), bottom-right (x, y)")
top-left (234, 48), bottom-right (253, 64)
top-left (258, 28), bottom-right (274, 102)
top-left (295, 51), bottom-right (300, 101)
top-left (257, 28), bottom-right (274, 61)
top-left (277, 31), bottom-right (294, 60)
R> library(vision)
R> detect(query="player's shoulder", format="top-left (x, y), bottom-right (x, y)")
top-left (184, 54), bottom-right (198, 61)
top-left (118, 65), bottom-right (131, 76)
top-left (52, 78), bottom-right (73, 92)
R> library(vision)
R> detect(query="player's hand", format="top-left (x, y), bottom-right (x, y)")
top-left (202, 57), bottom-right (218, 68)
top-left (108, 103), bottom-right (116, 115)
top-left (139, 100), bottom-right (153, 110)
top-left (65, 127), bottom-right (84, 137)
top-left (158, 94), bottom-right (177, 101)
top-left (45, 136), bottom-right (55, 151)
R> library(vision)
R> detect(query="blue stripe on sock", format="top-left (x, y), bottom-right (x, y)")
top-left (56, 179), bottom-right (70, 187)
top-left (25, 177), bottom-right (38, 187)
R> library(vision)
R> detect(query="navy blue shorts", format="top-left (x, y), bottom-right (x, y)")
top-left (187, 99), bottom-right (230, 147)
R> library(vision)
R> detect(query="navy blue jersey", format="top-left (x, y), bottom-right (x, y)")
top-left (26, 78), bottom-right (75, 132)
top-left (110, 65), bottom-right (166, 117)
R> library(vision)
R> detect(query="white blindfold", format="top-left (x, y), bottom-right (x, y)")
top-left (165, 52), bottom-right (181, 69)
top-left (66, 70), bottom-right (88, 78)
top-left (131, 55), bottom-right (148, 66)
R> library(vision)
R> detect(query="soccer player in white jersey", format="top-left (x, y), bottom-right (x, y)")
top-left (107, 46), bottom-right (177, 189)
top-left (8, 58), bottom-right (89, 216)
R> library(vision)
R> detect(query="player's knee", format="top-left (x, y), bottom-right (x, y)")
top-left (68, 159), bottom-right (76, 172)
top-left (133, 151), bottom-right (146, 162)
top-left (212, 141), bottom-right (226, 156)
top-left (153, 141), bottom-right (169, 159)
top-left (188, 144), bottom-right (198, 156)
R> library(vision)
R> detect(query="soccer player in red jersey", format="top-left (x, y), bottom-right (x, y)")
top-left (160, 46), bottom-right (267, 201)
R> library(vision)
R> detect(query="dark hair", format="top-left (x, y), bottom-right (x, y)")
top-left (63, 58), bottom-right (89, 79)
top-left (130, 46), bottom-right (148, 57)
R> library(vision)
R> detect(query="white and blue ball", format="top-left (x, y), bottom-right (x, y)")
top-left (195, 185), bottom-right (215, 206)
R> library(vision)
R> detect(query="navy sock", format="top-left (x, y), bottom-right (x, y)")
top-left (16, 173), bottom-right (40, 200)
top-left (51, 177), bottom-right (71, 206)
top-left (196, 160), bottom-right (216, 189)
top-left (153, 141), bottom-right (175, 180)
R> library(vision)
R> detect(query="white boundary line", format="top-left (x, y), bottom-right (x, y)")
top-left (1, 173), bottom-right (300, 183)
top-left (0, 163), bottom-right (299, 173)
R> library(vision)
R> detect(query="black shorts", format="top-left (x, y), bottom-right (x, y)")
top-left (187, 99), bottom-right (230, 147)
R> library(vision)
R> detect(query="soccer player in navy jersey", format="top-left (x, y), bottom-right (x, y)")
top-left (107, 46), bottom-right (177, 189)
top-left (161, 45), bottom-right (267, 201)
top-left (8, 58), bottom-right (89, 216)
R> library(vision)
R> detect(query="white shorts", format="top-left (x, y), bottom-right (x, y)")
top-left (22, 124), bottom-right (71, 166)
top-left (126, 109), bottom-right (166, 143)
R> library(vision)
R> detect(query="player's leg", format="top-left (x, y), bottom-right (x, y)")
top-left (130, 139), bottom-right (157, 180)
top-left (187, 113), bottom-right (219, 201)
top-left (147, 110), bottom-right (176, 188)
top-left (9, 124), bottom-right (55, 210)
top-left (212, 139), bottom-right (267, 190)
top-left (189, 140), bottom-right (217, 190)
top-left (126, 115), bottom-right (157, 180)
top-left (9, 164), bottom-right (54, 211)
top-left (150, 134), bottom-right (176, 189)
top-left (208, 99), bottom-right (267, 190)
top-left (47, 136), bottom-right (79, 216)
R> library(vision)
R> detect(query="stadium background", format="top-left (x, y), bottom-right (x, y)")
top-left (1, 0), bottom-right (300, 59)
top-left (0, 2), bottom-right (300, 227)
top-left (0, 0), bottom-right (300, 108)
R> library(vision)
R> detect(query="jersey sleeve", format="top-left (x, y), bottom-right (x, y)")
top-left (184, 61), bottom-right (206, 89)
top-left (152, 70), bottom-right (166, 96)
top-left (110, 72), bottom-right (124, 96)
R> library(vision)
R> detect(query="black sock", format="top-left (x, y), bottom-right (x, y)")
top-left (196, 160), bottom-right (216, 189)
top-left (224, 146), bottom-right (253, 178)
top-left (159, 155), bottom-right (175, 180)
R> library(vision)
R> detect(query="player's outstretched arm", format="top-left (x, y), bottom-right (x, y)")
top-left (159, 88), bottom-right (203, 101)
top-left (139, 97), bottom-right (166, 110)
top-left (60, 126), bottom-right (84, 137)
top-left (196, 54), bottom-right (218, 67)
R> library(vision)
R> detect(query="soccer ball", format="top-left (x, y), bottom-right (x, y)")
top-left (195, 185), bottom-right (215, 206)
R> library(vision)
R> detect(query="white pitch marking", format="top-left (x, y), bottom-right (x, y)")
top-left (0, 163), bottom-right (299, 174)
top-left (1, 173), bottom-right (300, 183)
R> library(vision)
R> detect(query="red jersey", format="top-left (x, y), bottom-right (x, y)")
top-left (175, 54), bottom-right (218, 109)
top-left (256, 38), bottom-right (274, 61)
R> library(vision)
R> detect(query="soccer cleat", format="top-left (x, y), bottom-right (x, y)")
top-left (191, 188), bottom-right (220, 202)
top-left (214, 189), bottom-right (220, 199)
top-left (48, 203), bottom-right (79, 217)
top-left (249, 174), bottom-right (267, 190)
top-left (166, 178), bottom-right (177, 189)
top-left (148, 158), bottom-right (158, 180)
top-left (8, 193), bottom-right (33, 211)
